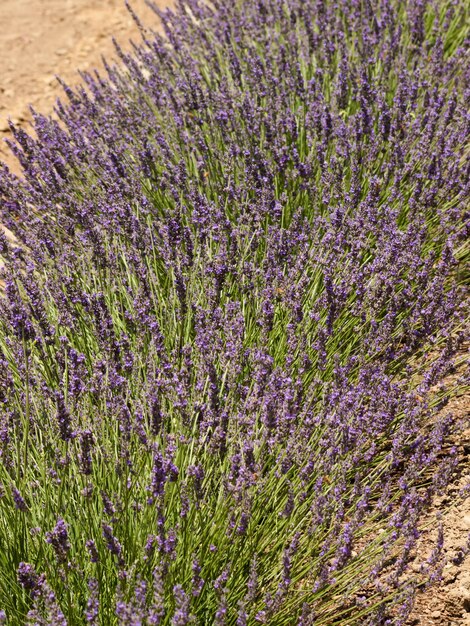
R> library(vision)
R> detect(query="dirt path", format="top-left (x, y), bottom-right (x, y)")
top-left (0, 0), bottom-right (169, 173)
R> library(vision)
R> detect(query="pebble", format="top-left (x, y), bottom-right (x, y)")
top-left (463, 514), bottom-right (470, 529)
top-left (443, 565), bottom-right (458, 584)
top-left (431, 610), bottom-right (441, 619)
top-left (446, 586), bottom-right (470, 616)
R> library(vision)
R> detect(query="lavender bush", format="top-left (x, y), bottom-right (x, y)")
top-left (0, 0), bottom-right (468, 623)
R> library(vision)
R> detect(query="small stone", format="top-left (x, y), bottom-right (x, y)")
top-left (444, 566), bottom-right (458, 584)
top-left (431, 610), bottom-right (441, 619)
top-left (462, 514), bottom-right (470, 529)
top-left (446, 586), bottom-right (470, 617)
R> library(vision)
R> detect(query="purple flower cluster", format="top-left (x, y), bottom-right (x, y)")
top-left (45, 518), bottom-right (71, 564)
top-left (0, 0), bottom-right (468, 623)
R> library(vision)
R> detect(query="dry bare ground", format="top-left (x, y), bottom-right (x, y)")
top-left (0, 0), bottom-right (170, 173)
top-left (406, 376), bottom-right (470, 626)
top-left (0, 2), bottom-right (468, 624)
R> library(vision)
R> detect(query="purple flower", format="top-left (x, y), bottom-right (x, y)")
top-left (148, 566), bottom-right (165, 625)
top-left (102, 523), bottom-right (123, 564)
top-left (171, 585), bottom-right (193, 625)
top-left (85, 579), bottom-right (99, 624)
top-left (191, 559), bottom-right (204, 597)
top-left (79, 429), bottom-right (94, 475)
top-left (55, 392), bottom-right (74, 442)
top-left (11, 486), bottom-right (28, 512)
top-left (147, 451), bottom-right (169, 504)
top-left (45, 518), bottom-right (71, 563)
top-left (86, 539), bottom-right (100, 564)
top-left (17, 563), bottom-right (44, 599)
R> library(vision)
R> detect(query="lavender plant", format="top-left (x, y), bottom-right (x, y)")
top-left (0, 0), bottom-right (468, 623)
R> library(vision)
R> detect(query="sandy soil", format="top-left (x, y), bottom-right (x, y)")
top-left (407, 390), bottom-right (470, 626)
top-left (0, 0), bottom-right (170, 172)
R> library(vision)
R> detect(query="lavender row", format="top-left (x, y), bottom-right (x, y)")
top-left (0, 0), bottom-right (468, 623)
